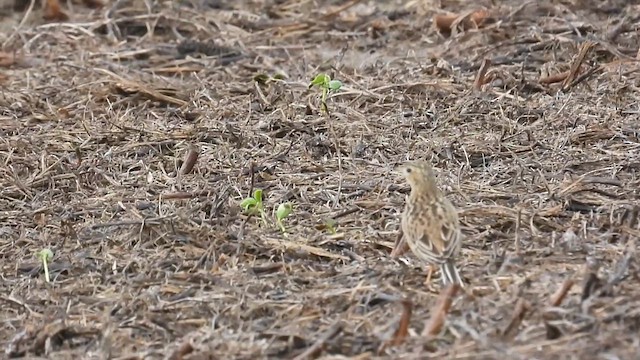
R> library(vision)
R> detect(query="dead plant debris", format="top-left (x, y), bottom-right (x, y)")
top-left (1, 0), bottom-right (640, 359)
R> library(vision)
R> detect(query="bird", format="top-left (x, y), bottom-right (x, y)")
top-left (394, 160), bottom-right (465, 288)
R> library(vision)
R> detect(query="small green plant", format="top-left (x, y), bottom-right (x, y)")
top-left (240, 190), bottom-right (296, 235)
top-left (323, 218), bottom-right (338, 235)
top-left (309, 73), bottom-right (342, 114)
top-left (253, 72), bottom-right (286, 86)
top-left (38, 248), bottom-right (54, 283)
top-left (275, 202), bottom-right (293, 234)
top-left (240, 189), bottom-right (267, 224)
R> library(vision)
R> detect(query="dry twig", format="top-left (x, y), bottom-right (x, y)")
top-left (561, 41), bottom-right (596, 91)
top-left (549, 278), bottom-right (575, 307)
top-left (473, 59), bottom-right (492, 91)
top-left (434, 9), bottom-right (490, 34)
top-left (502, 298), bottom-right (530, 340)
top-left (422, 284), bottom-right (460, 337)
top-left (179, 144), bottom-right (199, 175)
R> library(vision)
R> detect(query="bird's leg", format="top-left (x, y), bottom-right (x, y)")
top-left (391, 230), bottom-right (409, 258)
top-left (424, 264), bottom-right (433, 285)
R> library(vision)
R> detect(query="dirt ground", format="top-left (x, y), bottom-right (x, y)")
top-left (1, 0), bottom-right (640, 359)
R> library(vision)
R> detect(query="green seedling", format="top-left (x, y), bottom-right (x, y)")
top-left (240, 189), bottom-right (267, 225)
top-left (275, 202), bottom-right (293, 234)
top-left (38, 248), bottom-right (54, 283)
top-left (324, 218), bottom-right (338, 235)
top-left (253, 73), bottom-right (286, 86)
top-left (309, 73), bottom-right (342, 114)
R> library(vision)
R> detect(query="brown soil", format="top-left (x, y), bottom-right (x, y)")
top-left (1, 0), bottom-right (640, 359)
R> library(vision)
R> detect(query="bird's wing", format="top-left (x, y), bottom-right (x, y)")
top-left (423, 199), bottom-right (461, 261)
top-left (402, 203), bottom-right (441, 264)
top-left (403, 198), bottom-right (461, 264)
top-left (439, 217), bottom-right (462, 259)
top-left (413, 232), bottom-right (443, 264)
top-left (413, 228), bottom-right (458, 265)
top-left (442, 203), bottom-right (462, 258)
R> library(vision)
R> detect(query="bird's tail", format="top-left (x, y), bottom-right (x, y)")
top-left (440, 261), bottom-right (465, 288)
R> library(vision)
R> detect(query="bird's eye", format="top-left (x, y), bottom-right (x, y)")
top-left (406, 168), bottom-right (412, 173)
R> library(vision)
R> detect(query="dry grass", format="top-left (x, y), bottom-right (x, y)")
top-left (1, 0), bottom-right (640, 358)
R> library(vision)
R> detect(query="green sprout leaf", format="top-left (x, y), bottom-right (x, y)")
top-left (240, 196), bottom-right (257, 209)
top-left (240, 189), bottom-right (267, 224)
top-left (39, 248), bottom-right (53, 262)
top-left (253, 73), bottom-right (270, 85)
top-left (275, 202), bottom-right (293, 235)
top-left (253, 189), bottom-right (263, 202)
top-left (328, 80), bottom-right (342, 91)
top-left (38, 248), bottom-right (54, 283)
top-left (254, 73), bottom-right (286, 85)
top-left (309, 73), bottom-right (330, 88)
top-left (324, 218), bottom-right (338, 235)
top-left (276, 202), bottom-right (293, 221)
top-left (309, 73), bottom-right (342, 114)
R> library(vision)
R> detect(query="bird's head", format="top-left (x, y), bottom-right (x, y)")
top-left (396, 161), bottom-right (439, 193)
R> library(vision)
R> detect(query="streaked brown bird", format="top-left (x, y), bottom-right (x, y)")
top-left (394, 160), bottom-right (465, 287)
